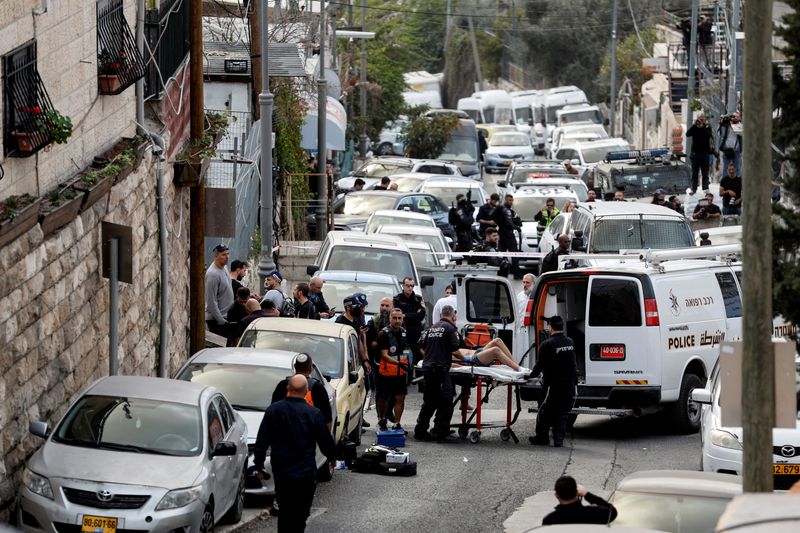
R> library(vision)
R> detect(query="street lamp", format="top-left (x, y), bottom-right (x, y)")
top-left (258, 0), bottom-right (276, 287)
top-left (315, 0), bottom-right (328, 239)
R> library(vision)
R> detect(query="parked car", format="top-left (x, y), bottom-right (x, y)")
top-left (238, 318), bottom-right (368, 445)
top-left (18, 376), bottom-right (248, 533)
top-left (694, 225), bottom-right (742, 246)
top-left (549, 123), bottom-right (609, 160)
top-left (484, 131), bottom-right (536, 174)
top-left (609, 470), bottom-right (741, 532)
top-left (692, 355), bottom-right (800, 490)
top-left (364, 209), bottom-right (438, 234)
top-left (499, 176), bottom-right (589, 202)
top-left (174, 348), bottom-right (337, 495)
top-left (372, 224), bottom-right (452, 263)
top-left (588, 148), bottom-right (691, 202)
top-left (716, 493), bottom-right (800, 532)
top-left (415, 176), bottom-right (489, 209)
top-left (372, 117), bottom-right (409, 156)
top-left (390, 172), bottom-right (439, 192)
top-left (554, 138), bottom-right (631, 174)
top-left (512, 184), bottom-right (579, 270)
top-left (498, 160), bottom-right (573, 190)
top-left (316, 270), bottom-right (402, 320)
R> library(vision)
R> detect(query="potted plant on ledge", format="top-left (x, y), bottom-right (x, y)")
top-left (38, 185), bottom-right (84, 237)
top-left (0, 194), bottom-right (42, 248)
top-left (173, 112), bottom-right (231, 185)
top-left (98, 53), bottom-right (123, 93)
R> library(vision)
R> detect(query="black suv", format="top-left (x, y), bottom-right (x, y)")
top-left (587, 149), bottom-right (691, 201)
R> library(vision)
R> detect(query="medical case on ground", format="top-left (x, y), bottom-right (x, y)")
top-left (376, 428), bottom-right (406, 447)
top-left (385, 451), bottom-right (410, 464)
top-left (376, 461), bottom-right (417, 476)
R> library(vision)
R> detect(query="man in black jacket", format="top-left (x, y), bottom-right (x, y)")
top-left (686, 114), bottom-right (715, 194)
top-left (529, 315), bottom-right (577, 447)
top-left (254, 375), bottom-right (336, 533)
top-left (449, 193), bottom-right (475, 252)
top-left (493, 194), bottom-right (522, 278)
top-left (542, 475), bottom-right (617, 526)
top-left (540, 234), bottom-right (571, 275)
top-left (394, 278), bottom-right (426, 360)
top-left (270, 353), bottom-right (332, 430)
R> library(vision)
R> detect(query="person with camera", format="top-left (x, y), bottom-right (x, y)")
top-left (534, 197), bottom-right (560, 227)
top-left (493, 194), bottom-right (523, 279)
top-left (692, 192), bottom-right (722, 220)
top-left (686, 114), bottom-right (715, 194)
top-left (719, 162), bottom-right (743, 215)
top-left (718, 111), bottom-right (742, 176)
top-left (449, 192), bottom-right (475, 252)
top-left (542, 475), bottom-right (617, 525)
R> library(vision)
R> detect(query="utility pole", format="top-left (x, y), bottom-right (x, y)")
top-left (609, 0), bottom-right (618, 136)
top-left (189, 0), bottom-right (205, 355)
top-left (726, 0), bottom-right (740, 114)
top-left (685, 0), bottom-right (699, 155)
top-left (446, 0), bottom-right (452, 27)
top-left (741, 0), bottom-right (774, 493)
top-left (257, 0), bottom-right (276, 287)
top-left (467, 13), bottom-right (484, 92)
top-left (315, 0), bottom-right (329, 239)
top-left (359, 0), bottom-right (368, 157)
top-left (248, 1), bottom-right (262, 119)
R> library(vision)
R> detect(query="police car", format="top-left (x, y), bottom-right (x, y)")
top-left (587, 148), bottom-right (691, 202)
top-left (511, 184), bottom-right (580, 269)
top-left (521, 246), bottom-right (795, 433)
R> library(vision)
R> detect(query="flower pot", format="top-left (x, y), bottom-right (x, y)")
top-left (0, 198), bottom-right (41, 249)
top-left (173, 157), bottom-right (211, 186)
top-left (75, 175), bottom-right (114, 213)
top-left (11, 131), bottom-right (36, 152)
top-left (98, 74), bottom-right (122, 94)
top-left (39, 191), bottom-right (84, 236)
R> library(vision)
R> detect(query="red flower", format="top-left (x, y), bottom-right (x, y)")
top-left (20, 106), bottom-right (42, 113)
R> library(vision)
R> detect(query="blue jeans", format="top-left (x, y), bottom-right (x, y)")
top-left (722, 150), bottom-right (742, 176)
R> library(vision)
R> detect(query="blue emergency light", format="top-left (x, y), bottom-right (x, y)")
top-left (605, 148), bottom-right (670, 162)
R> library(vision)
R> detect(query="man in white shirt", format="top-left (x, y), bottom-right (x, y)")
top-left (432, 281), bottom-right (458, 324)
top-left (517, 273), bottom-right (535, 313)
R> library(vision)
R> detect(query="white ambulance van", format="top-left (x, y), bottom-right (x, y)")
top-left (521, 246), bottom-right (794, 433)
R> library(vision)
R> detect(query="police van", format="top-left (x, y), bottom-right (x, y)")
top-left (520, 245), bottom-right (794, 433)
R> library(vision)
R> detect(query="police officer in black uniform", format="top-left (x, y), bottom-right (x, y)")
top-left (449, 192), bottom-right (475, 252)
top-left (393, 278), bottom-right (426, 363)
top-left (529, 315), bottom-right (578, 447)
top-left (470, 227), bottom-right (510, 276)
top-left (492, 193), bottom-right (522, 278)
top-left (414, 304), bottom-right (464, 443)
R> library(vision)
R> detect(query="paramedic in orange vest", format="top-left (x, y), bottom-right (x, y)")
top-left (271, 353), bottom-right (333, 431)
top-left (376, 308), bottom-right (411, 433)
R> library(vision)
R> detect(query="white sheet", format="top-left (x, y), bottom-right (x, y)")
top-left (415, 362), bottom-right (531, 384)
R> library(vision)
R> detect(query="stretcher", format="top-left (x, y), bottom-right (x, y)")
top-left (416, 362), bottom-right (531, 444)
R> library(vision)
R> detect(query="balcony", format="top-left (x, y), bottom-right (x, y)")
top-left (96, 0), bottom-right (147, 95)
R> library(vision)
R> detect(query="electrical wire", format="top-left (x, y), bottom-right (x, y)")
top-left (628, 0), bottom-right (649, 54)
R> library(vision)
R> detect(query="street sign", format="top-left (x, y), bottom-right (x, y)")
top-left (101, 222), bottom-right (132, 284)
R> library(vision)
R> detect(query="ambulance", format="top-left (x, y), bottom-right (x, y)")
top-left (520, 245), bottom-right (794, 433)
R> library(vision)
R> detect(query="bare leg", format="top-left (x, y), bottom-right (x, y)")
top-left (376, 396), bottom-right (387, 422)
top-left (394, 395), bottom-right (405, 424)
top-left (483, 338), bottom-right (513, 360)
top-left (475, 346), bottom-right (522, 371)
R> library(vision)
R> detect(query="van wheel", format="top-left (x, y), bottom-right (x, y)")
top-left (668, 373), bottom-right (703, 434)
top-left (377, 142), bottom-right (394, 155)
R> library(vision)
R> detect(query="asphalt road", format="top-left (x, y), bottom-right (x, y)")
top-left (232, 387), bottom-right (701, 533)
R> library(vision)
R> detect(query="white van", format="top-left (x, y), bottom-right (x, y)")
top-left (555, 103), bottom-right (604, 127)
top-left (521, 248), bottom-right (794, 433)
top-left (457, 97), bottom-right (483, 124)
top-left (473, 89), bottom-right (514, 125)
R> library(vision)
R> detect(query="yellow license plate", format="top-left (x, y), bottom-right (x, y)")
top-left (81, 515), bottom-right (117, 533)
top-left (772, 463), bottom-right (800, 475)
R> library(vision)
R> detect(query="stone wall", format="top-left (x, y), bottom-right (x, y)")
top-left (0, 150), bottom-right (191, 517)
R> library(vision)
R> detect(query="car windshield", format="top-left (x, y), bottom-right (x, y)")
top-left (591, 217), bottom-right (694, 252)
top-left (560, 109), bottom-right (602, 124)
top-left (490, 133), bottom-right (529, 147)
top-left (342, 195), bottom-right (398, 216)
top-left (581, 143), bottom-right (630, 164)
top-left (393, 175), bottom-right (427, 192)
top-left (511, 167), bottom-right (570, 183)
top-left (611, 491), bottom-right (733, 532)
top-left (394, 233), bottom-right (446, 254)
top-left (366, 214), bottom-right (433, 233)
top-left (411, 249), bottom-right (440, 267)
top-left (423, 185), bottom-right (482, 206)
top-left (53, 395), bottom-right (202, 456)
top-left (462, 108), bottom-right (481, 123)
top-left (238, 331), bottom-right (345, 377)
top-left (513, 196), bottom-right (563, 221)
top-left (325, 245), bottom-right (416, 283)
top-left (440, 136), bottom-right (478, 162)
top-left (611, 167), bottom-right (691, 198)
top-left (545, 104), bottom-right (565, 123)
top-left (354, 162), bottom-right (411, 178)
top-left (176, 364), bottom-right (287, 411)
top-left (320, 280), bottom-right (398, 315)
top-left (514, 106), bottom-right (532, 124)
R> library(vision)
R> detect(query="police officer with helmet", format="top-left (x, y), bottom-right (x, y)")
top-left (528, 315), bottom-right (578, 447)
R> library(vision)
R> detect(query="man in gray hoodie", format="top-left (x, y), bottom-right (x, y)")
top-left (205, 244), bottom-right (234, 336)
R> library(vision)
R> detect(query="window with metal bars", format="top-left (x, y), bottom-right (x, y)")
top-left (96, 0), bottom-right (146, 95)
top-left (2, 41), bottom-right (56, 157)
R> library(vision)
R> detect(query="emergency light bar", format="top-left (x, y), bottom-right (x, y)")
top-left (605, 148), bottom-right (670, 162)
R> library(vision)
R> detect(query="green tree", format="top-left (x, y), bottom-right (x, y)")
top-left (405, 108), bottom-right (460, 159)
top-left (598, 27), bottom-right (659, 102)
top-left (273, 80), bottom-right (310, 239)
top-left (772, 0), bottom-right (800, 326)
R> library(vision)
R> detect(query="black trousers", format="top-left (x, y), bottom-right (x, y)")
top-left (415, 366), bottom-right (454, 437)
top-left (274, 474), bottom-right (317, 533)
top-left (691, 153), bottom-right (710, 192)
top-left (206, 320), bottom-right (227, 337)
top-left (498, 230), bottom-right (520, 276)
top-left (456, 229), bottom-right (473, 252)
top-left (534, 386), bottom-right (576, 445)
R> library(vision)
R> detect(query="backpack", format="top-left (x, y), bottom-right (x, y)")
top-left (280, 297), bottom-right (296, 317)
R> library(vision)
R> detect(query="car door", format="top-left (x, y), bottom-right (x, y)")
top-left (347, 333), bottom-right (366, 424)
top-left (207, 398), bottom-right (234, 521)
top-left (715, 270), bottom-right (742, 342)
top-left (214, 394), bottom-right (245, 483)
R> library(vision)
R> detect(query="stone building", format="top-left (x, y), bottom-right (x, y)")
top-left (0, 0), bottom-right (193, 518)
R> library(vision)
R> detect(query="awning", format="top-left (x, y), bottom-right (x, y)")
top-left (301, 95), bottom-right (347, 152)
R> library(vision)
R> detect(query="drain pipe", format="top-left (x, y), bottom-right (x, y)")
top-left (151, 133), bottom-right (169, 376)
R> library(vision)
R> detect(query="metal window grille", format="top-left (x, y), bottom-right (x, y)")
top-left (96, 0), bottom-right (146, 95)
top-left (2, 41), bottom-right (55, 157)
top-left (144, 0), bottom-right (190, 98)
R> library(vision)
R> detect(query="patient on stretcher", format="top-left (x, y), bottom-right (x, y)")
top-left (454, 338), bottom-right (527, 372)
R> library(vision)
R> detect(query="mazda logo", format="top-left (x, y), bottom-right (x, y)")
top-left (96, 490), bottom-right (113, 502)
top-left (781, 445), bottom-right (796, 458)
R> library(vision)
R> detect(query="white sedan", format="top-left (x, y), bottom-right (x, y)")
top-left (691, 357), bottom-right (800, 490)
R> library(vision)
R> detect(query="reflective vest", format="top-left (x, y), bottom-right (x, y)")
top-left (378, 326), bottom-right (410, 377)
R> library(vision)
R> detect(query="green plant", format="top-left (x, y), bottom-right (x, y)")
top-left (45, 187), bottom-right (79, 207)
top-left (177, 135), bottom-right (216, 162)
top-left (1, 194), bottom-right (36, 220)
top-left (37, 110), bottom-right (73, 144)
top-left (405, 113), bottom-right (460, 159)
top-left (206, 111), bottom-right (233, 135)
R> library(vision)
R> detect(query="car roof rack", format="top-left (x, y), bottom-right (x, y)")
top-left (604, 148), bottom-right (671, 165)
top-left (558, 244), bottom-right (742, 269)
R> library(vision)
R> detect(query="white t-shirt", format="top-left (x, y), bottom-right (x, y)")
top-left (432, 294), bottom-right (458, 324)
top-left (516, 290), bottom-right (531, 314)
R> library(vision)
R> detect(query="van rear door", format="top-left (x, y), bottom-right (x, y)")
top-left (584, 276), bottom-right (654, 387)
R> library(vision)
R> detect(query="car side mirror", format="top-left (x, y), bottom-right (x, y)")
top-left (690, 388), bottom-right (712, 405)
top-left (29, 420), bottom-right (49, 439)
top-left (306, 265), bottom-right (319, 276)
top-left (212, 441), bottom-right (237, 457)
top-left (420, 275), bottom-right (434, 287)
top-left (348, 370), bottom-right (360, 383)
top-left (570, 159), bottom-right (580, 166)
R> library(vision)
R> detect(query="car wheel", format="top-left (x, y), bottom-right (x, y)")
top-left (199, 505), bottom-right (215, 533)
top-left (668, 373), bottom-right (703, 434)
top-left (223, 472), bottom-right (245, 524)
top-left (377, 143), bottom-right (393, 156)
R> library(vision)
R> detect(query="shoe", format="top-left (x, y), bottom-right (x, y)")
top-left (269, 504), bottom-right (279, 517)
top-left (529, 436), bottom-right (549, 446)
top-left (392, 423), bottom-right (408, 435)
top-left (378, 419), bottom-right (388, 431)
top-left (414, 431), bottom-right (434, 441)
top-left (361, 419), bottom-right (371, 428)
top-left (436, 435), bottom-right (460, 444)
top-left (553, 441), bottom-right (564, 448)
top-left (387, 413), bottom-right (396, 423)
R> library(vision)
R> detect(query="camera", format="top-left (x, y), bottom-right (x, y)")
top-left (720, 114), bottom-right (732, 126)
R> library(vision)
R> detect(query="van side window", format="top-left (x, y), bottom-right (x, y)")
top-left (715, 272), bottom-right (742, 318)
top-left (466, 280), bottom-right (514, 323)
top-left (588, 278), bottom-right (642, 327)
